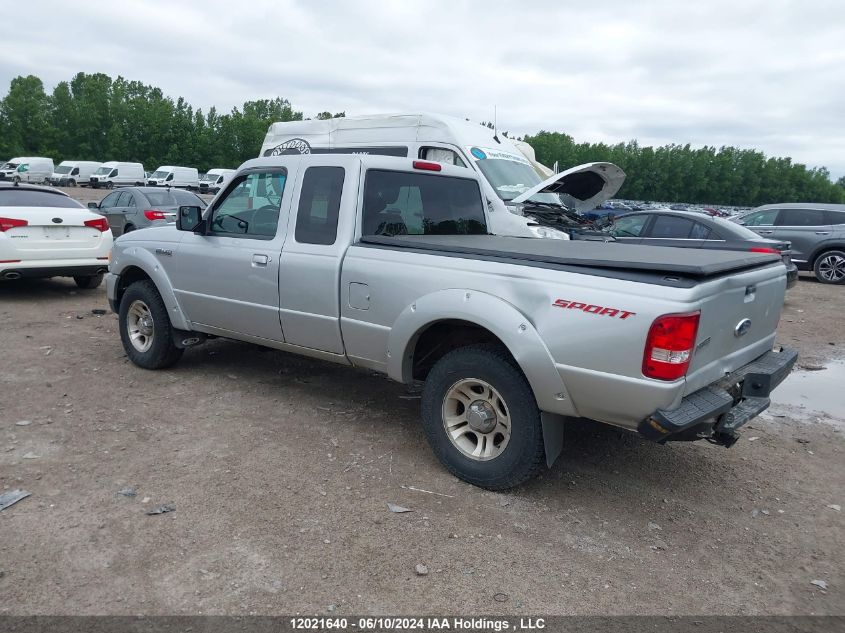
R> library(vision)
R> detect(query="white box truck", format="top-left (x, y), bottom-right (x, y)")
top-left (146, 166), bottom-right (199, 189)
top-left (49, 160), bottom-right (103, 187)
top-left (198, 168), bottom-right (235, 194)
top-left (260, 113), bottom-right (625, 239)
top-left (0, 157), bottom-right (55, 184)
top-left (89, 162), bottom-right (146, 189)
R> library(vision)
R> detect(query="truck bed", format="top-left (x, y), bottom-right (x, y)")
top-left (359, 234), bottom-right (781, 279)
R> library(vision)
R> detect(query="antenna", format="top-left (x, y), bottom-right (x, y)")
top-left (493, 105), bottom-right (500, 144)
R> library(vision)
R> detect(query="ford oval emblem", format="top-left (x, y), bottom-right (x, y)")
top-left (51, 217), bottom-right (63, 224)
top-left (734, 318), bottom-right (752, 337)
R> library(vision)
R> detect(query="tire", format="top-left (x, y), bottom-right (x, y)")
top-left (118, 280), bottom-right (183, 369)
top-left (68, 179), bottom-right (76, 187)
top-left (73, 273), bottom-right (103, 289)
top-left (106, 182), bottom-right (114, 189)
top-left (813, 249), bottom-right (845, 285)
top-left (123, 224), bottom-right (135, 234)
top-left (12, 176), bottom-right (20, 184)
top-left (420, 344), bottom-right (545, 490)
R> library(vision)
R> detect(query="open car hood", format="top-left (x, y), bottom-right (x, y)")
top-left (511, 162), bottom-right (626, 212)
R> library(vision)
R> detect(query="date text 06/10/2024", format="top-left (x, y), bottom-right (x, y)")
top-left (289, 617), bottom-right (547, 630)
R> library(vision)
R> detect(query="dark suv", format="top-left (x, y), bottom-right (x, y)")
top-left (733, 203), bottom-right (845, 284)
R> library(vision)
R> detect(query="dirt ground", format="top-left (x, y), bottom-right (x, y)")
top-left (0, 189), bottom-right (843, 615)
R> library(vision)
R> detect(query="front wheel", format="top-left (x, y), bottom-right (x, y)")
top-left (420, 344), bottom-right (545, 490)
top-left (73, 273), bottom-right (103, 289)
top-left (814, 250), bottom-right (845, 284)
top-left (118, 280), bottom-right (183, 369)
top-left (106, 182), bottom-right (114, 189)
top-left (68, 179), bottom-right (77, 187)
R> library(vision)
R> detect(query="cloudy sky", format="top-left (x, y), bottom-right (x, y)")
top-left (2, 0), bottom-right (843, 178)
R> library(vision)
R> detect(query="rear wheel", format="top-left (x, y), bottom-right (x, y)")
top-left (123, 224), bottom-right (135, 234)
top-left (814, 250), bottom-right (845, 285)
top-left (420, 344), bottom-right (545, 490)
top-left (73, 273), bottom-right (103, 289)
top-left (119, 280), bottom-right (183, 369)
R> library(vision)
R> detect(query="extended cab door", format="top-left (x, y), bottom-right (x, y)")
top-left (170, 167), bottom-right (294, 342)
top-left (277, 157), bottom-right (359, 354)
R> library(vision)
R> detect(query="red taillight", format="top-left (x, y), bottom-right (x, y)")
top-left (642, 312), bottom-right (701, 381)
top-left (0, 217), bottom-right (28, 232)
top-left (750, 246), bottom-right (779, 254)
top-left (144, 209), bottom-right (167, 220)
top-left (412, 160), bottom-right (442, 172)
top-left (84, 217), bottom-right (109, 232)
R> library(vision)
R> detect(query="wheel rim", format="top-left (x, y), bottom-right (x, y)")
top-left (441, 378), bottom-right (511, 461)
top-left (818, 254), bottom-right (845, 282)
top-left (126, 299), bottom-right (154, 353)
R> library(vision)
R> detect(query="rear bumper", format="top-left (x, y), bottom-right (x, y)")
top-left (786, 263), bottom-right (798, 289)
top-left (1, 263), bottom-right (108, 280)
top-left (638, 346), bottom-right (798, 446)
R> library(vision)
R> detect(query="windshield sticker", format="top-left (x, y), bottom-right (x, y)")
top-left (468, 146), bottom-right (530, 165)
top-left (470, 147), bottom-right (487, 160)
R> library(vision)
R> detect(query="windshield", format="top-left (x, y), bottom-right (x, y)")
top-left (144, 189), bottom-right (207, 208)
top-left (469, 148), bottom-right (559, 204)
top-left (2, 162), bottom-right (19, 170)
top-left (55, 165), bottom-right (73, 174)
top-left (200, 173), bottom-right (217, 182)
top-left (150, 170), bottom-right (169, 179)
top-left (94, 166), bottom-right (112, 175)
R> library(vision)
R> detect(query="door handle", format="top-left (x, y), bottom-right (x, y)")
top-left (757, 230), bottom-right (774, 235)
top-left (252, 254), bottom-right (270, 266)
top-left (815, 231), bottom-right (831, 235)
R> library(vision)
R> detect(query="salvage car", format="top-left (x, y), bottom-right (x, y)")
top-left (605, 210), bottom-right (799, 288)
top-left (0, 182), bottom-right (112, 287)
top-left (106, 154), bottom-right (796, 489)
top-left (732, 203), bottom-right (845, 285)
top-left (87, 187), bottom-right (207, 236)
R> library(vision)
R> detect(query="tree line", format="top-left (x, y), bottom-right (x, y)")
top-left (1, 72), bottom-right (842, 206)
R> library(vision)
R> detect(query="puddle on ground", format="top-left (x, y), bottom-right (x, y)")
top-left (771, 360), bottom-right (845, 420)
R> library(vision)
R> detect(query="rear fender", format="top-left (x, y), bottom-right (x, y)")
top-left (387, 289), bottom-right (576, 418)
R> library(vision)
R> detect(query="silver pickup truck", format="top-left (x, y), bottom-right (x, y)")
top-left (106, 154), bottom-right (797, 489)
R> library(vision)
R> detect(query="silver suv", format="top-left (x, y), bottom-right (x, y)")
top-left (734, 203), bottom-right (845, 284)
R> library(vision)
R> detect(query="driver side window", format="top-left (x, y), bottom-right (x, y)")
top-left (611, 214), bottom-right (648, 237)
top-left (210, 170), bottom-right (287, 238)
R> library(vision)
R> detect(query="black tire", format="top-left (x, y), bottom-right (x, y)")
top-left (68, 179), bottom-right (76, 187)
top-left (420, 344), bottom-right (545, 490)
top-left (73, 273), bottom-right (103, 289)
top-left (123, 224), bottom-right (135, 234)
top-left (813, 249), bottom-right (845, 285)
top-left (118, 280), bottom-right (183, 369)
top-left (106, 182), bottom-right (114, 189)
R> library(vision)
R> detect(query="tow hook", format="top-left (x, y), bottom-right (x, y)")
top-left (171, 329), bottom-right (207, 349)
top-left (708, 430), bottom-right (740, 448)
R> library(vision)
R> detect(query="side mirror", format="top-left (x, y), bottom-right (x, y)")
top-left (87, 201), bottom-right (99, 209)
top-left (177, 205), bottom-right (204, 232)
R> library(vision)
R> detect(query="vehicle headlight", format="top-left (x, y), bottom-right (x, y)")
top-left (528, 225), bottom-right (570, 240)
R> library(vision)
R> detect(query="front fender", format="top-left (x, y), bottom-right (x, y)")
top-left (387, 288), bottom-right (576, 417)
top-left (110, 245), bottom-right (189, 331)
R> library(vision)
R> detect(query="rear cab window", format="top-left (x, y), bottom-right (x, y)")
top-left (295, 167), bottom-right (345, 245)
top-left (361, 170), bottom-right (487, 237)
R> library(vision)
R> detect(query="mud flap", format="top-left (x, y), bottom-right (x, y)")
top-left (541, 412), bottom-right (565, 468)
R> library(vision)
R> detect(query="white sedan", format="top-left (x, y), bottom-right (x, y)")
top-left (0, 183), bottom-right (113, 288)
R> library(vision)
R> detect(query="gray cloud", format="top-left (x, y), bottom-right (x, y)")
top-left (1, 0), bottom-right (843, 178)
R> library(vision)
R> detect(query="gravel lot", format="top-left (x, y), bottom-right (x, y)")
top-left (0, 187), bottom-right (843, 616)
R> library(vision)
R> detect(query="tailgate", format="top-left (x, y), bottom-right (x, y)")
top-left (684, 262), bottom-right (786, 394)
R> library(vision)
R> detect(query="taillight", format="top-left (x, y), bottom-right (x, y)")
top-left (84, 217), bottom-right (110, 232)
top-left (412, 160), bottom-right (442, 172)
top-left (642, 312), bottom-right (701, 381)
top-left (0, 217), bottom-right (28, 232)
top-left (750, 246), bottom-right (779, 254)
top-left (144, 209), bottom-right (167, 220)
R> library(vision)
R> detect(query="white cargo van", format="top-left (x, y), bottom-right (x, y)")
top-left (89, 161), bottom-right (145, 189)
top-left (49, 160), bottom-right (102, 187)
top-left (260, 113), bottom-right (625, 238)
top-left (0, 157), bottom-right (54, 184)
top-left (146, 166), bottom-right (199, 189)
top-left (198, 168), bottom-right (235, 194)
